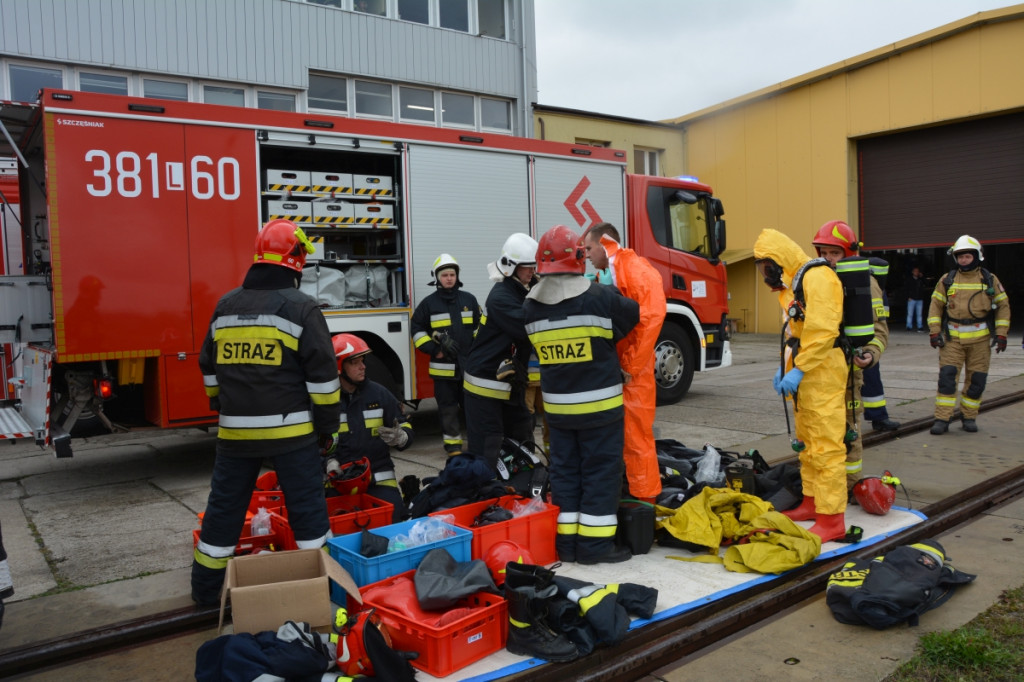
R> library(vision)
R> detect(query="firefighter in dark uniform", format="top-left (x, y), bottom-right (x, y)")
top-left (524, 225), bottom-right (639, 564)
top-left (410, 254), bottom-right (480, 455)
top-left (462, 233), bottom-right (538, 469)
top-left (928, 235), bottom-right (1011, 434)
top-left (331, 333), bottom-right (413, 521)
top-left (192, 219), bottom-right (342, 606)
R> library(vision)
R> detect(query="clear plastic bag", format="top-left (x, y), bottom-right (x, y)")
top-left (250, 507), bottom-right (272, 536)
top-left (511, 496), bottom-right (546, 517)
top-left (389, 516), bottom-right (455, 552)
top-left (694, 444), bottom-right (725, 486)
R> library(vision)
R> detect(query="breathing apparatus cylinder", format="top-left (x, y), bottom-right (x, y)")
top-left (835, 256), bottom-right (874, 349)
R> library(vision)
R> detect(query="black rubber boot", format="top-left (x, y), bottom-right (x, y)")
top-left (505, 585), bottom-right (579, 662)
top-left (930, 420), bottom-right (949, 435)
top-left (962, 419), bottom-right (978, 432)
top-left (504, 561), bottom-right (557, 591)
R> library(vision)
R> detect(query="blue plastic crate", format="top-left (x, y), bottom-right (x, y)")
top-left (327, 518), bottom-right (472, 599)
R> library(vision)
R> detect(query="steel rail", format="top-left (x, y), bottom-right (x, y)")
top-left (0, 390), bottom-right (1021, 678)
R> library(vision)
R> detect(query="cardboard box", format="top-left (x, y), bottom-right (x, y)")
top-left (220, 548), bottom-right (361, 634)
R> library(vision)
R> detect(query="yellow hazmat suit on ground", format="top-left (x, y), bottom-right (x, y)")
top-left (603, 236), bottom-right (667, 500)
top-left (754, 229), bottom-right (848, 541)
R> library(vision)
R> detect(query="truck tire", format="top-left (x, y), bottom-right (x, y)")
top-left (655, 321), bottom-right (695, 405)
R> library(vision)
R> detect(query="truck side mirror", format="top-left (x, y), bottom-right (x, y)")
top-left (710, 219), bottom-right (726, 259)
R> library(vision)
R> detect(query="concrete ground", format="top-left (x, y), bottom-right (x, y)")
top-left (0, 328), bottom-right (1022, 680)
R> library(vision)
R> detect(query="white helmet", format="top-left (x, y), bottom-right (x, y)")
top-left (496, 233), bottom-right (538, 277)
top-left (429, 253), bottom-right (460, 285)
top-left (949, 235), bottom-right (984, 261)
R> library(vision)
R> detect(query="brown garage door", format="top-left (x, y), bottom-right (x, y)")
top-left (858, 112), bottom-right (1024, 250)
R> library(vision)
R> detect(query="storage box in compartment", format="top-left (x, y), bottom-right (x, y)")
top-left (310, 171), bottom-right (353, 194)
top-left (266, 169), bottom-right (311, 192)
top-left (352, 174), bottom-right (393, 197)
top-left (355, 570), bottom-right (508, 678)
top-left (312, 200), bottom-right (354, 225)
top-left (267, 199), bottom-right (313, 224)
top-left (352, 202), bottom-right (394, 226)
top-left (326, 518), bottom-right (471, 592)
top-left (429, 495), bottom-right (558, 564)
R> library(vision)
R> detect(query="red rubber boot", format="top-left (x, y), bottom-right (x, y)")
top-left (782, 496), bottom-right (816, 522)
top-left (808, 513), bottom-right (846, 543)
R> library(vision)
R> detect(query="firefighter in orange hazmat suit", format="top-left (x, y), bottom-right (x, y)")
top-left (754, 228), bottom-right (848, 542)
top-left (583, 223), bottom-right (666, 501)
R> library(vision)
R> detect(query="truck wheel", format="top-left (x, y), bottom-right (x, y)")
top-left (364, 354), bottom-right (401, 401)
top-left (655, 321), bottom-right (695, 405)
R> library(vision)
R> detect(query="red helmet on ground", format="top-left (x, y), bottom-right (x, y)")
top-left (334, 608), bottom-right (391, 677)
top-left (812, 220), bottom-right (860, 259)
top-left (853, 472), bottom-right (899, 515)
top-left (254, 219), bottom-right (316, 272)
top-left (484, 541), bottom-right (535, 585)
top-left (332, 333), bottom-right (372, 370)
top-left (536, 225), bottom-right (585, 275)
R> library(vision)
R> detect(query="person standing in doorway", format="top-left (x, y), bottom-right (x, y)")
top-left (905, 266), bottom-right (927, 332)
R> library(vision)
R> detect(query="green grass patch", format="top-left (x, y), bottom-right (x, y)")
top-left (886, 585), bottom-right (1024, 681)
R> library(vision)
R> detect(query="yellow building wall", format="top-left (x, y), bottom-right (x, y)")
top-left (532, 112), bottom-right (686, 176)
top-left (683, 10), bottom-right (1024, 334)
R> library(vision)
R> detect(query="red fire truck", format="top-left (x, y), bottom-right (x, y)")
top-left (0, 89), bottom-right (730, 456)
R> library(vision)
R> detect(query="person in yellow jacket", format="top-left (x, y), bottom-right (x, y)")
top-left (583, 222), bottom-right (667, 503)
top-left (754, 228), bottom-right (848, 543)
top-left (927, 235), bottom-right (1011, 434)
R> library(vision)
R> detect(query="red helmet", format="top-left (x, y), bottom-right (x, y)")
top-left (484, 541), bottom-right (535, 585)
top-left (254, 219), bottom-right (315, 272)
top-left (334, 608), bottom-right (391, 678)
top-left (812, 220), bottom-right (860, 259)
top-left (536, 225), bottom-right (585, 275)
top-left (332, 333), bottom-right (372, 369)
top-left (327, 457), bottom-right (372, 496)
top-left (853, 472), bottom-right (898, 515)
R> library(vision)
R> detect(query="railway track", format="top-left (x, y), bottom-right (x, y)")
top-left (2, 391), bottom-right (1023, 680)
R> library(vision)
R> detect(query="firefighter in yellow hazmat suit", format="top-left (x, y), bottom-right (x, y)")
top-left (583, 223), bottom-right (666, 502)
top-left (754, 229), bottom-right (848, 543)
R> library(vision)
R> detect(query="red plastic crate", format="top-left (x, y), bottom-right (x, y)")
top-left (281, 493), bottom-right (393, 536)
top-left (192, 512), bottom-right (295, 554)
top-left (430, 495), bottom-right (558, 565)
top-left (356, 570), bottom-right (508, 678)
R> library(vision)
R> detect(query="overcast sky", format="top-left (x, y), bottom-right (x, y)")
top-left (535, 0), bottom-right (1015, 121)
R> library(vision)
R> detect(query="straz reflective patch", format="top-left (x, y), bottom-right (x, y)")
top-left (536, 338), bottom-right (592, 364)
top-left (217, 338), bottom-right (282, 365)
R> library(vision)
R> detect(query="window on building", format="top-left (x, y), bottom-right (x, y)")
top-left (398, 0), bottom-right (429, 24)
top-left (439, 0), bottom-right (469, 31)
top-left (353, 0), bottom-right (386, 15)
top-left (307, 0), bottom-right (341, 7)
top-left (8, 64), bottom-right (63, 101)
top-left (400, 86), bottom-right (435, 123)
top-left (481, 97), bottom-right (510, 130)
top-left (204, 85), bottom-right (245, 107)
top-left (441, 92), bottom-right (474, 127)
top-left (144, 78), bottom-right (188, 101)
top-left (478, 0), bottom-right (505, 38)
top-left (634, 148), bottom-right (660, 175)
top-left (575, 138), bottom-right (610, 148)
top-left (355, 80), bottom-right (393, 117)
top-left (79, 72), bottom-right (128, 96)
top-left (257, 91), bottom-right (296, 111)
top-left (309, 74), bottom-right (348, 112)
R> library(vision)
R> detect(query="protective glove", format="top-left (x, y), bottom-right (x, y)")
top-left (775, 368), bottom-right (804, 397)
top-left (324, 457), bottom-right (342, 478)
top-left (378, 418), bottom-right (409, 448)
top-left (993, 335), bottom-right (1007, 353)
top-left (772, 367), bottom-right (783, 392)
top-left (930, 333), bottom-right (945, 349)
top-left (318, 431), bottom-right (339, 457)
top-left (432, 330), bottom-right (459, 358)
top-left (496, 358), bottom-right (516, 381)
